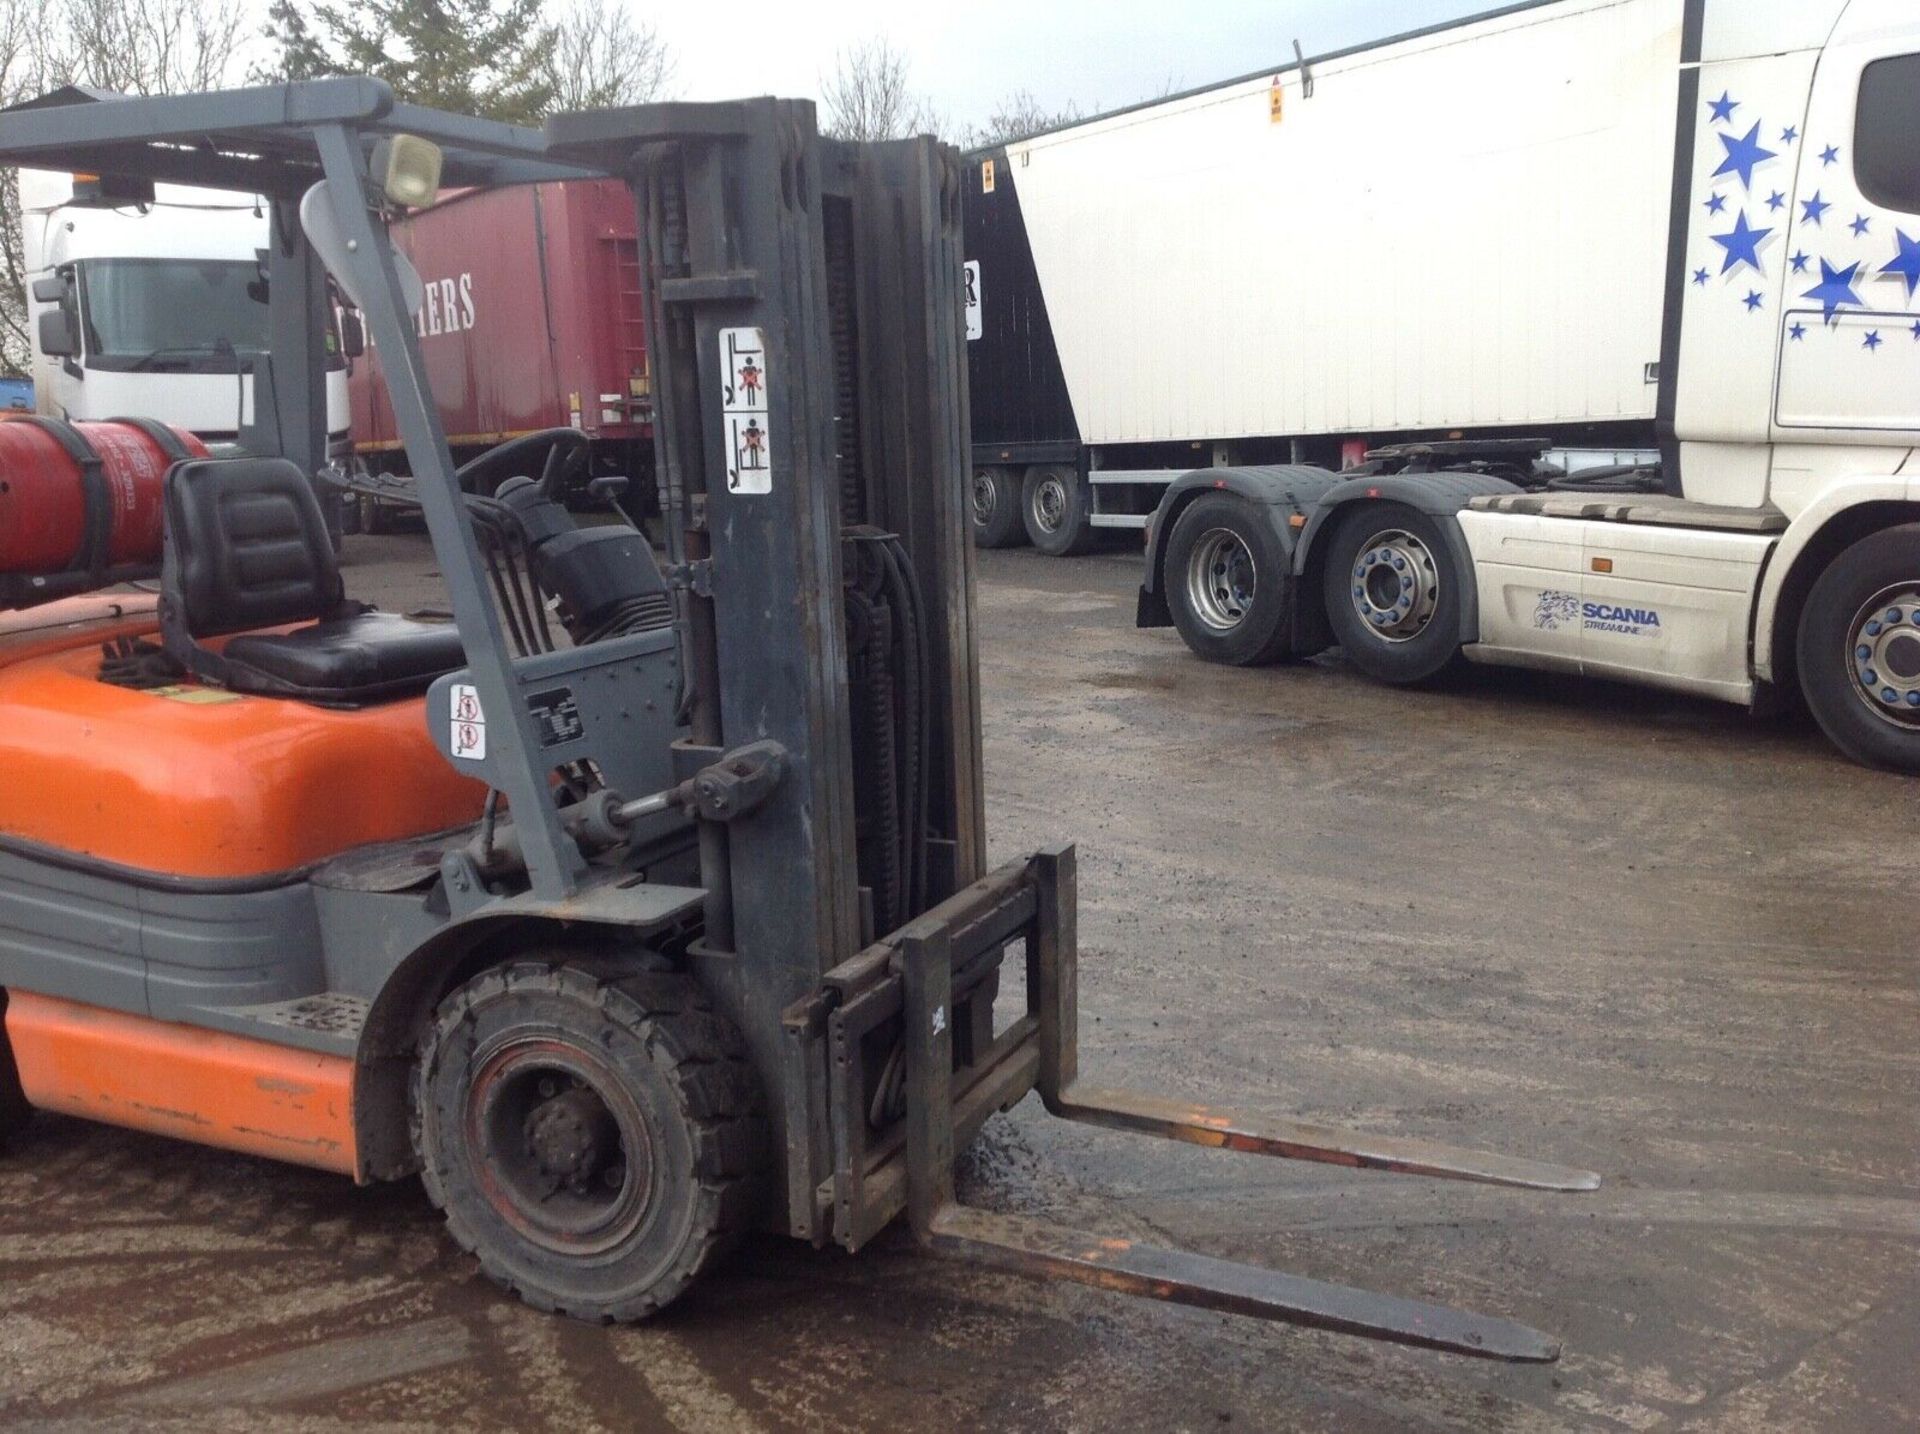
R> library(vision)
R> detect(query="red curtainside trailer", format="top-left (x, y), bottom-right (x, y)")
top-left (345, 179), bottom-right (651, 522)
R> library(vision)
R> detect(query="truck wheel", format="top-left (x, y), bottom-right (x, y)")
top-left (971, 467), bottom-right (1025, 548)
top-left (1022, 466), bottom-right (1097, 556)
top-left (358, 491), bottom-right (389, 536)
top-left (1164, 493), bottom-right (1295, 665)
top-left (1323, 504), bottom-right (1463, 684)
top-left (1795, 524), bottom-right (1920, 774)
top-left (413, 958), bottom-right (765, 1322)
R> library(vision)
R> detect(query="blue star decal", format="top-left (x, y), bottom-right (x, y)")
top-left (1713, 122), bottom-right (1778, 190)
top-left (1863, 330), bottom-right (1882, 351)
top-left (1692, 267), bottom-right (1710, 287)
top-left (1801, 191), bottom-right (1830, 226)
top-left (1789, 250), bottom-right (1810, 274)
top-left (1802, 259), bottom-right (1865, 323)
top-left (1743, 290), bottom-right (1764, 312)
top-left (1850, 214), bottom-right (1871, 238)
top-left (1711, 211), bottom-right (1772, 275)
top-left (1789, 322), bottom-right (1807, 342)
top-left (1781, 125), bottom-right (1798, 145)
top-left (1708, 91), bottom-right (1738, 123)
top-left (1881, 230), bottom-right (1920, 299)
top-left (1705, 192), bottom-right (1727, 214)
top-left (1820, 144), bottom-right (1840, 166)
top-left (1766, 190), bottom-right (1786, 212)
top-left (1912, 320), bottom-right (1920, 342)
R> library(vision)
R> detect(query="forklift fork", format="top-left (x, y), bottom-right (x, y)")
top-left (889, 845), bottom-right (1597, 1362)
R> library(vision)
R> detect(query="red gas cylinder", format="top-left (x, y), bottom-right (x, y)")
top-left (0, 415), bottom-right (207, 575)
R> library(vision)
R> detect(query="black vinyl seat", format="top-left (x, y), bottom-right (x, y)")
top-left (160, 457), bottom-right (464, 703)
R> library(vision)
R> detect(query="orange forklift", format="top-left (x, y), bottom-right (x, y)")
top-left (0, 80), bottom-right (1596, 1356)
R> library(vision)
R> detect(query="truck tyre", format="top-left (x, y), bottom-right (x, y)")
top-left (1323, 503), bottom-right (1464, 684)
top-left (1022, 465), bottom-right (1097, 556)
top-left (413, 958), bottom-right (765, 1322)
top-left (1164, 492), bottom-right (1295, 665)
top-left (971, 467), bottom-right (1026, 548)
top-left (1795, 524), bottom-right (1920, 774)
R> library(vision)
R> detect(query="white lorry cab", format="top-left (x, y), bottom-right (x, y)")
top-left (965, 0), bottom-right (1920, 771)
top-left (21, 167), bottom-right (352, 450)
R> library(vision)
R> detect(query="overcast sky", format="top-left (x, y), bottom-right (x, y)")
top-left (657, 1), bottom-right (1496, 131)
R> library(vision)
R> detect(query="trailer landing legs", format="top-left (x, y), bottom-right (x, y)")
top-left (891, 846), bottom-right (1597, 1362)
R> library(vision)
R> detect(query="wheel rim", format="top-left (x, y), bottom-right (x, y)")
top-left (1185, 527), bottom-right (1257, 631)
top-left (1031, 474), bottom-right (1069, 534)
top-left (464, 1037), bottom-right (657, 1256)
top-left (971, 471), bottom-right (999, 526)
top-left (1348, 528), bottom-right (1441, 643)
top-left (1845, 583), bottom-right (1920, 729)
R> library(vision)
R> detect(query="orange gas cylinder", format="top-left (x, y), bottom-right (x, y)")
top-left (0, 415), bottom-right (206, 575)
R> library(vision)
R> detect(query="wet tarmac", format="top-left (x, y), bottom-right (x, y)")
top-left (0, 537), bottom-right (1913, 1431)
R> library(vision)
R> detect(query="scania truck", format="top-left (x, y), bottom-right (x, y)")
top-left (964, 0), bottom-right (1920, 772)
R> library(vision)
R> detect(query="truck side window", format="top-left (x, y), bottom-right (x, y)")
top-left (1855, 54), bottom-right (1920, 213)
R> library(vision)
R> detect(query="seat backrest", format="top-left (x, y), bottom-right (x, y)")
top-left (163, 457), bottom-right (344, 636)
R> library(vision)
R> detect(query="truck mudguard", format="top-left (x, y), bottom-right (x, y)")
top-left (1137, 465), bottom-right (1340, 628)
top-left (1295, 473), bottom-right (1524, 646)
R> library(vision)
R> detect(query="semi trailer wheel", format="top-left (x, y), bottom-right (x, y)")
top-left (971, 467), bottom-right (1026, 548)
top-left (1021, 465), bottom-right (1097, 556)
top-left (413, 958), bottom-right (765, 1322)
top-left (1323, 504), bottom-right (1463, 684)
top-left (1796, 524), bottom-right (1920, 774)
top-left (1164, 492), bottom-right (1295, 665)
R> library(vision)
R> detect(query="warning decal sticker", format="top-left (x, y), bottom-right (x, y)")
top-left (451, 682), bottom-right (487, 761)
top-left (720, 327), bottom-right (773, 495)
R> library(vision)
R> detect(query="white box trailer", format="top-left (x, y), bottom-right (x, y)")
top-left (963, 0), bottom-right (1920, 773)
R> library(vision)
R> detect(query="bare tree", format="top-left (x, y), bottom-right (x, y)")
top-left (967, 90), bottom-right (1084, 148)
top-left (819, 38), bottom-right (936, 142)
top-left (0, 0), bottom-right (38, 372)
top-left (545, 0), bottom-right (673, 112)
top-left (41, 0), bottom-right (246, 97)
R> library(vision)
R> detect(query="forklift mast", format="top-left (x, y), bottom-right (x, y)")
top-left (545, 103), bottom-right (985, 1236)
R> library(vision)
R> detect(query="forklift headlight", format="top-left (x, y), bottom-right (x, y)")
top-left (375, 134), bottom-right (443, 209)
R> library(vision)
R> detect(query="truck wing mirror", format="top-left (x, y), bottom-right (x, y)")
top-left (36, 308), bottom-right (76, 359)
top-left (30, 276), bottom-right (67, 304)
top-left (339, 310), bottom-right (365, 358)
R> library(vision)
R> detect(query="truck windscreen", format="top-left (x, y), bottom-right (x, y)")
top-left (78, 258), bottom-right (264, 372)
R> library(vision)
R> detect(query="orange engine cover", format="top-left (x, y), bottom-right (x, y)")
top-left (0, 609), bottom-right (486, 879)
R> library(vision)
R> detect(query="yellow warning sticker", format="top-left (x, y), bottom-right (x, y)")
top-left (981, 158), bottom-right (996, 194)
top-left (148, 685), bottom-right (246, 705)
top-left (1270, 78), bottom-right (1284, 124)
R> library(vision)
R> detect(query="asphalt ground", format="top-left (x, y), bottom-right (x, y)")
top-left (0, 534), bottom-right (1912, 1432)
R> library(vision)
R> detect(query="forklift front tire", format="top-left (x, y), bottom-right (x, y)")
top-left (413, 958), bottom-right (765, 1323)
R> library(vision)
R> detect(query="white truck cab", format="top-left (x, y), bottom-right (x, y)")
top-left (1122, 0), bottom-right (1920, 771)
top-left (21, 169), bottom-right (351, 448)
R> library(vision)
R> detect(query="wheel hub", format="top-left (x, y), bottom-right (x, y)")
top-left (1348, 529), bottom-right (1441, 643)
top-left (1185, 528), bottom-right (1257, 631)
top-left (1847, 585), bottom-right (1920, 728)
top-left (466, 1040), bottom-right (656, 1254)
top-left (971, 471), bottom-right (998, 523)
top-left (1032, 476), bottom-right (1068, 533)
